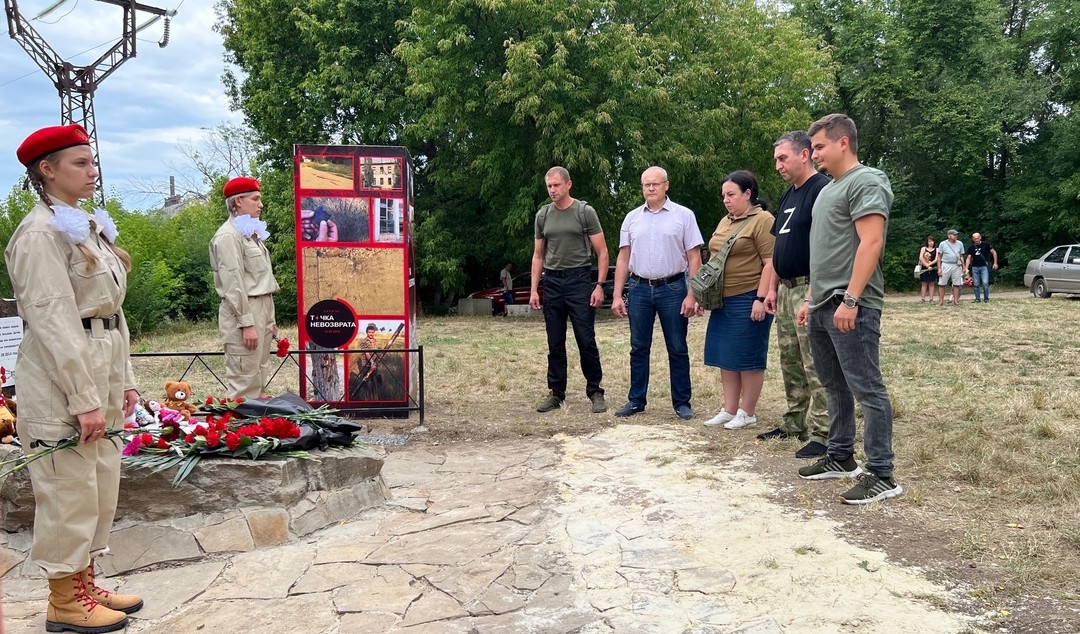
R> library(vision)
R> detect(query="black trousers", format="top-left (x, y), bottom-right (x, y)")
top-left (542, 267), bottom-right (604, 398)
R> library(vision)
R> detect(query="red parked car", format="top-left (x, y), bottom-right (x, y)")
top-left (468, 266), bottom-right (618, 315)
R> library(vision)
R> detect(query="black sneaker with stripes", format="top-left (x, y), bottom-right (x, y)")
top-left (841, 472), bottom-right (904, 504)
top-left (797, 454), bottom-right (862, 480)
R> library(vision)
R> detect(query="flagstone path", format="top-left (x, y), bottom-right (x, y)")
top-left (2, 424), bottom-right (979, 633)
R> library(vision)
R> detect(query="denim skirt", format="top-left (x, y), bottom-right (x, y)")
top-left (703, 290), bottom-right (774, 371)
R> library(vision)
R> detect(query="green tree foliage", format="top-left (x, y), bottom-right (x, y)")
top-left (0, 187), bottom-right (38, 298)
top-left (218, 0), bottom-right (831, 300)
top-left (794, 0), bottom-right (1076, 289)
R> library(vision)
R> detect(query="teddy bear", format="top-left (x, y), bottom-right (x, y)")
top-left (0, 394), bottom-right (15, 443)
top-left (163, 381), bottom-right (200, 420)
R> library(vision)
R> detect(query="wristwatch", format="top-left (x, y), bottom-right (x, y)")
top-left (754, 296), bottom-right (765, 303)
top-left (842, 291), bottom-right (859, 308)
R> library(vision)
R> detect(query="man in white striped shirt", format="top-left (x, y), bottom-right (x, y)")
top-left (611, 166), bottom-right (704, 419)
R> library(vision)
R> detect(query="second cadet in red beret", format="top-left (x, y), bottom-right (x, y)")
top-left (222, 176), bottom-right (260, 198)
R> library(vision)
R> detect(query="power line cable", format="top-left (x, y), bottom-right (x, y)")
top-left (0, 37), bottom-right (122, 88)
top-left (34, 0), bottom-right (79, 24)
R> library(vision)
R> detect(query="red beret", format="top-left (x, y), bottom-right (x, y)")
top-left (223, 177), bottom-right (261, 198)
top-left (16, 124), bottom-right (91, 167)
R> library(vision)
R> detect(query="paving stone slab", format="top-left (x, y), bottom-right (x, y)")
top-left (566, 517), bottom-right (617, 555)
top-left (388, 505), bottom-right (491, 536)
top-left (389, 497), bottom-right (430, 511)
top-left (333, 574), bottom-right (423, 614)
top-left (426, 478), bottom-right (546, 511)
top-left (117, 561), bottom-right (227, 620)
top-left (290, 561), bottom-right (379, 594)
top-left (620, 541), bottom-right (702, 570)
top-left (437, 446), bottom-right (533, 475)
top-left (314, 536), bottom-right (387, 564)
top-left (510, 562), bottom-right (551, 591)
top-left (619, 568), bottom-right (675, 593)
top-left (400, 563), bottom-right (441, 578)
top-left (99, 524), bottom-right (202, 575)
top-left (426, 552), bottom-right (514, 604)
top-left (474, 581), bottom-right (526, 615)
top-left (1, 544), bottom-right (22, 576)
top-left (193, 514), bottom-right (255, 554)
top-left (400, 588), bottom-right (470, 626)
top-left (587, 587), bottom-right (634, 612)
top-left (728, 619), bottom-right (786, 634)
top-left (365, 522), bottom-right (529, 567)
top-left (676, 566), bottom-right (737, 594)
top-left (341, 611), bottom-right (400, 632)
top-left (128, 593), bottom-right (337, 634)
top-left (581, 563), bottom-right (627, 590)
top-left (0, 576), bottom-right (49, 601)
top-left (200, 543), bottom-right (315, 600)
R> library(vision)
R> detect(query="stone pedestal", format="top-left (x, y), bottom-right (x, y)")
top-left (1, 444), bottom-right (388, 575)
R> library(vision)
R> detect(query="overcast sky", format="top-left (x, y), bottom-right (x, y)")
top-left (0, 0), bottom-right (243, 209)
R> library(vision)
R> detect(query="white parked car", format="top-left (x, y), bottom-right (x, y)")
top-left (1024, 245), bottom-right (1080, 297)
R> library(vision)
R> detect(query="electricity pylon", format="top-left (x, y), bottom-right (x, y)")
top-left (4, 0), bottom-right (175, 202)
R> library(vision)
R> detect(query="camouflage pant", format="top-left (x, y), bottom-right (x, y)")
top-left (776, 282), bottom-right (829, 442)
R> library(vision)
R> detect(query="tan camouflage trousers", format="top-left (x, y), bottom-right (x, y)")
top-left (776, 282), bottom-right (829, 442)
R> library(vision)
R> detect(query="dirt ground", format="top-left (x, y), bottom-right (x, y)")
top-left (365, 395), bottom-right (1079, 634)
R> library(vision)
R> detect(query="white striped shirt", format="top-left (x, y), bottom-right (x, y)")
top-left (619, 198), bottom-right (704, 279)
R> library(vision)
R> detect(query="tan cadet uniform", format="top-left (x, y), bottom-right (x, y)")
top-left (210, 218), bottom-right (279, 399)
top-left (4, 201), bottom-right (135, 579)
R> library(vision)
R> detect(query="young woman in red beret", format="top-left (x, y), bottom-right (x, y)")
top-left (5, 124), bottom-right (141, 632)
top-left (209, 176), bottom-right (280, 398)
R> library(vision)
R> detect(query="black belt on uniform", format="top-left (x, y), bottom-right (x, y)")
top-left (630, 272), bottom-right (684, 287)
top-left (779, 275), bottom-right (810, 288)
top-left (82, 315), bottom-right (120, 330)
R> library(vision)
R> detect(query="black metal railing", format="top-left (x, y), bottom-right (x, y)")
top-left (129, 346), bottom-right (424, 424)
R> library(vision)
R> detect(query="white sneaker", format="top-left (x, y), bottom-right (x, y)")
top-left (703, 408), bottom-right (736, 427)
top-left (723, 409), bottom-right (757, 429)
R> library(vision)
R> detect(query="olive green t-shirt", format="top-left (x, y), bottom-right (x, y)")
top-left (707, 207), bottom-right (775, 297)
top-left (534, 200), bottom-right (603, 270)
top-left (808, 164), bottom-right (893, 311)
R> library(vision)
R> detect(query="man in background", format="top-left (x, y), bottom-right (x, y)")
top-left (965, 233), bottom-right (998, 303)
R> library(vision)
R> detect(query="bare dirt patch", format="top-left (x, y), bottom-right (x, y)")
top-left (363, 296), bottom-right (1080, 634)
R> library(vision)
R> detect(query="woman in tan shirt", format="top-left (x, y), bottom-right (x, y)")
top-left (701, 171), bottom-right (776, 430)
top-left (7, 124), bottom-right (142, 632)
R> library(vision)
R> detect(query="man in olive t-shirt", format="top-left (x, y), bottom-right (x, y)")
top-left (795, 114), bottom-right (902, 505)
top-left (530, 166), bottom-right (609, 414)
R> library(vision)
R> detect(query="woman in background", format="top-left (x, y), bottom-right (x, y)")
top-left (918, 235), bottom-right (939, 301)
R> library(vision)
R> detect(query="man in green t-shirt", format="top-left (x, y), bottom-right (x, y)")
top-left (530, 166), bottom-right (609, 414)
top-left (795, 113), bottom-right (902, 505)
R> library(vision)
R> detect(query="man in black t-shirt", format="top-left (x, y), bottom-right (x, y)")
top-left (760, 131), bottom-right (831, 458)
top-left (964, 233), bottom-right (998, 303)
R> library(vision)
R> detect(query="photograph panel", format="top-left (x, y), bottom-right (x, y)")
top-left (301, 248), bottom-right (405, 316)
top-left (299, 196), bottom-right (370, 243)
top-left (299, 155), bottom-right (355, 190)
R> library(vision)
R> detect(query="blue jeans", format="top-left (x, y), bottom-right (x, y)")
top-left (542, 267), bottom-right (604, 399)
top-left (627, 277), bottom-right (691, 409)
top-left (808, 300), bottom-right (895, 478)
top-left (972, 265), bottom-right (990, 301)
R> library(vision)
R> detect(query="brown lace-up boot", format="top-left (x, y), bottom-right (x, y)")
top-left (81, 559), bottom-right (143, 614)
top-left (45, 571), bottom-right (128, 633)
